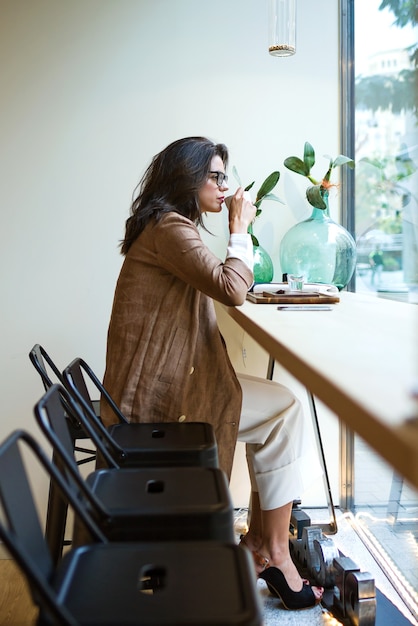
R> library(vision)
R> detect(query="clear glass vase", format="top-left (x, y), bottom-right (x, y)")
top-left (253, 244), bottom-right (274, 283)
top-left (279, 193), bottom-right (357, 290)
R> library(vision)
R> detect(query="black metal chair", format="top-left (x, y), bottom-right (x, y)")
top-left (29, 344), bottom-right (96, 465)
top-left (62, 357), bottom-right (219, 470)
top-left (0, 430), bottom-right (262, 626)
top-left (34, 385), bottom-right (234, 561)
top-left (29, 345), bottom-right (97, 557)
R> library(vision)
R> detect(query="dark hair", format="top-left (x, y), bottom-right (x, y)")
top-left (120, 136), bottom-right (228, 255)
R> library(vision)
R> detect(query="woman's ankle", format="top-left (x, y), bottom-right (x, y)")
top-left (240, 531), bottom-right (262, 552)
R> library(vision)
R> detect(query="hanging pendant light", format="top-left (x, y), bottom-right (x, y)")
top-left (268, 0), bottom-right (296, 57)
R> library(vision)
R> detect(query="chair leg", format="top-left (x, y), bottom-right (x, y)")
top-left (44, 451), bottom-right (68, 565)
top-left (45, 431), bottom-right (96, 563)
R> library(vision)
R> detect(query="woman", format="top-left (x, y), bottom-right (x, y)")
top-left (102, 136), bottom-right (323, 610)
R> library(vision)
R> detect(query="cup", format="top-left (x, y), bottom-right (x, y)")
top-left (288, 273), bottom-right (305, 291)
top-left (224, 191), bottom-right (252, 209)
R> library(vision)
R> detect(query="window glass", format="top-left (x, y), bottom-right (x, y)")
top-left (349, 2), bottom-right (418, 616)
top-left (354, 0), bottom-right (418, 304)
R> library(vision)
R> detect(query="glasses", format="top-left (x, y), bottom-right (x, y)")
top-left (209, 171), bottom-right (228, 187)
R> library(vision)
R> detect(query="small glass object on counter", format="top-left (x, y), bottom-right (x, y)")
top-left (288, 273), bottom-right (305, 291)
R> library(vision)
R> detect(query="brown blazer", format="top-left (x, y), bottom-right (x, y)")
top-left (102, 212), bottom-right (253, 477)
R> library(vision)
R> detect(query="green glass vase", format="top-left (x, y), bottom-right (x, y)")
top-left (253, 244), bottom-right (274, 283)
top-left (279, 192), bottom-right (356, 290)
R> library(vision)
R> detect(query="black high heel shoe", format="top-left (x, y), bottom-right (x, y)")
top-left (259, 567), bottom-right (320, 611)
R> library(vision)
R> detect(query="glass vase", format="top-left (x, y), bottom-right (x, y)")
top-left (253, 244), bottom-right (274, 283)
top-left (279, 194), bottom-right (357, 290)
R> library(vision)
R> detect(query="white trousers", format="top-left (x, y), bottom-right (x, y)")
top-left (237, 373), bottom-right (322, 511)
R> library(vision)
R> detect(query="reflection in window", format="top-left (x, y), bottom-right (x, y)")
top-left (354, 0), bottom-right (418, 303)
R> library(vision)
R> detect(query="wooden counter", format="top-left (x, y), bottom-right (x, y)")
top-left (224, 291), bottom-right (418, 489)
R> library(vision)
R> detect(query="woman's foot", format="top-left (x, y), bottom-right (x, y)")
top-left (257, 548), bottom-right (323, 608)
top-left (239, 534), bottom-right (269, 574)
top-left (259, 566), bottom-right (323, 610)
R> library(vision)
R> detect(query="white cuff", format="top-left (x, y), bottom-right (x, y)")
top-left (226, 233), bottom-right (254, 271)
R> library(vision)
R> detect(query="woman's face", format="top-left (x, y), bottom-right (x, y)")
top-left (198, 155), bottom-right (229, 214)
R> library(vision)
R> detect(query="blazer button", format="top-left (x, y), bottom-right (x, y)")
top-left (178, 415), bottom-right (186, 422)
top-left (189, 366), bottom-right (195, 375)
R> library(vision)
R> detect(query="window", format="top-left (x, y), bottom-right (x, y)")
top-left (343, 0), bottom-right (418, 303)
top-left (340, 1), bottom-right (418, 619)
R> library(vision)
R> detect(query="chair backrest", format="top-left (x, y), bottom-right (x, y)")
top-left (34, 385), bottom-right (115, 516)
top-left (63, 357), bottom-right (128, 424)
top-left (29, 344), bottom-right (65, 391)
top-left (62, 357), bottom-right (129, 424)
top-left (0, 430), bottom-right (106, 625)
top-left (62, 359), bottom-right (130, 465)
top-left (29, 344), bottom-right (84, 432)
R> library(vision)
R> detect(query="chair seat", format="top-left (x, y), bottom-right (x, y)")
top-left (83, 466), bottom-right (234, 542)
top-left (49, 541), bottom-right (262, 626)
top-left (107, 421), bottom-right (219, 468)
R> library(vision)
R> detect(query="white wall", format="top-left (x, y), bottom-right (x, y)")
top-left (0, 0), bottom-right (340, 521)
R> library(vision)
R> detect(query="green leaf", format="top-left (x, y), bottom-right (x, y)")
top-left (303, 142), bottom-right (315, 171)
top-left (333, 155), bottom-right (355, 169)
top-left (323, 161), bottom-right (333, 183)
top-left (251, 233), bottom-right (259, 246)
top-left (306, 185), bottom-right (327, 209)
top-left (245, 181), bottom-right (255, 192)
top-left (256, 171), bottom-right (280, 201)
top-left (285, 143), bottom-right (356, 198)
top-left (284, 156), bottom-right (310, 176)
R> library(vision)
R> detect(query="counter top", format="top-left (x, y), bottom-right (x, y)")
top-left (224, 291), bottom-right (418, 488)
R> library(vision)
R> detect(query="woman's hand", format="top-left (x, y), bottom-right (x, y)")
top-left (226, 187), bottom-right (257, 234)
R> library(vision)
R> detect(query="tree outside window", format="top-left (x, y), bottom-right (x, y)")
top-left (354, 0), bottom-right (418, 301)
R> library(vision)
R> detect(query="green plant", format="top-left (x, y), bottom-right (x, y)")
top-left (232, 166), bottom-right (283, 246)
top-left (283, 141), bottom-right (355, 209)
